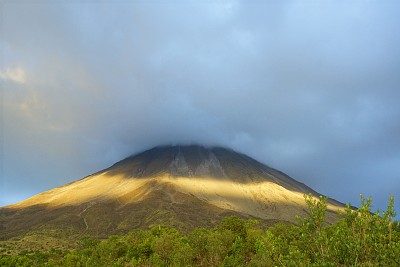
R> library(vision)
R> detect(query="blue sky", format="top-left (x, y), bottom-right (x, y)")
top-left (1, 0), bottom-right (400, 214)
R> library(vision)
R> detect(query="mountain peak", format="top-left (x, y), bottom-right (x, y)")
top-left (1, 144), bottom-right (346, 240)
top-left (104, 145), bottom-right (315, 194)
top-left (110, 145), bottom-right (232, 179)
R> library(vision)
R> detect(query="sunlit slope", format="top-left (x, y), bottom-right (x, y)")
top-left (1, 145), bottom-right (345, 240)
top-left (8, 173), bottom-right (342, 224)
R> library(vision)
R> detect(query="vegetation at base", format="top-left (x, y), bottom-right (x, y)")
top-left (1, 195), bottom-right (399, 266)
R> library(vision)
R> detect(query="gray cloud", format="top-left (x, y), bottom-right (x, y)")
top-left (1, 1), bottom-right (400, 213)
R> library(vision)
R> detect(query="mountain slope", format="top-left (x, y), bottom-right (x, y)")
top-left (0, 145), bottom-right (345, 242)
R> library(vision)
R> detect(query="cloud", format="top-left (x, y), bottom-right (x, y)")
top-left (0, 67), bottom-right (26, 84)
top-left (1, 1), bottom-right (400, 214)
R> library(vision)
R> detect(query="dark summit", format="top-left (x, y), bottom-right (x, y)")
top-left (104, 145), bottom-right (315, 193)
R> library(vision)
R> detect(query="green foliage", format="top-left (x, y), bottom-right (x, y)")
top-left (300, 193), bottom-right (328, 233)
top-left (1, 194), bottom-right (399, 266)
top-left (219, 216), bottom-right (248, 239)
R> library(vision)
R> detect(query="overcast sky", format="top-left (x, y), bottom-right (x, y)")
top-left (1, 1), bottom-right (399, 215)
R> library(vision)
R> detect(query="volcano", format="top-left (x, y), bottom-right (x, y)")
top-left (0, 145), bottom-right (345, 241)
